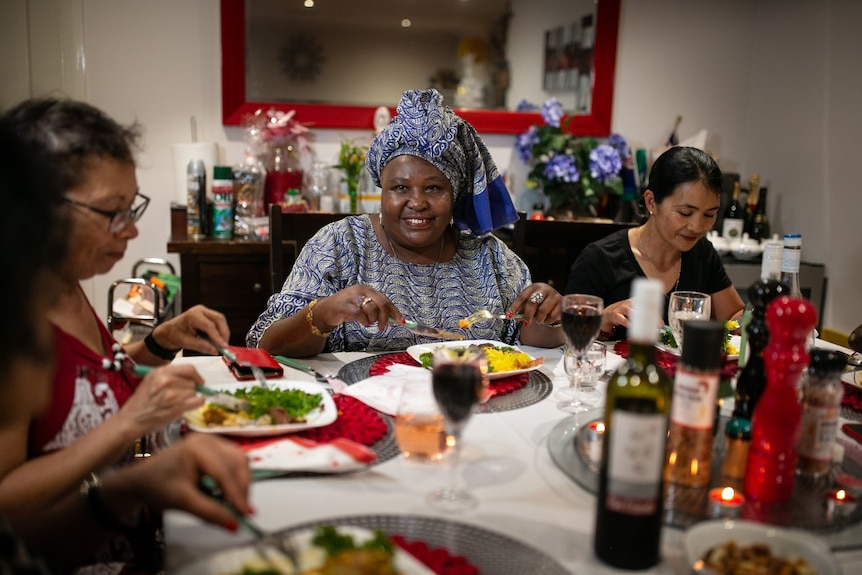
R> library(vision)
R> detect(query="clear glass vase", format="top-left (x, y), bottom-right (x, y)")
top-left (265, 144), bottom-right (303, 207)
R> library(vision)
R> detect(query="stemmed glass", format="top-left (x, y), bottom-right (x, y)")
top-left (426, 347), bottom-right (487, 513)
top-left (556, 294), bottom-right (604, 414)
top-left (668, 291), bottom-right (711, 352)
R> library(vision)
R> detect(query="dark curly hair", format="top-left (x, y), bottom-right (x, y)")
top-left (0, 98), bottom-right (141, 370)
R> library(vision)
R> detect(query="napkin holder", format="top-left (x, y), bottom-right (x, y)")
top-left (222, 346), bottom-right (283, 381)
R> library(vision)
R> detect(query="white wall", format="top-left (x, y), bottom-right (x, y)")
top-left (2, 0), bottom-right (860, 335)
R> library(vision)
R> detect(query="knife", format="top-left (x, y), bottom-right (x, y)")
top-left (387, 317), bottom-right (465, 341)
top-left (131, 364), bottom-right (249, 411)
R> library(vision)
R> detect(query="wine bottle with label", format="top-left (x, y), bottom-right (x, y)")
top-left (594, 278), bottom-right (671, 570)
top-left (743, 174), bottom-right (760, 236)
top-left (721, 181), bottom-right (744, 240)
top-left (749, 186), bottom-right (771, 241)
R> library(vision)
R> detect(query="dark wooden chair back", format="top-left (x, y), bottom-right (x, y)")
top-left (511, 212), bottom-right (634, 290)
top-left (268, 205), bottom-right (350, 292)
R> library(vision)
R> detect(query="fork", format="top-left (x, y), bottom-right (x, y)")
top-left (459, 309), bottom-right (525, 328)
top-left (199, 475), bottom-right (299, 570)
top-left (274, 355), bottom-right (340, 384)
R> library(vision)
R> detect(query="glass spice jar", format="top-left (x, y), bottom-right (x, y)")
top-left (797, 349), bottom-right (846, 479)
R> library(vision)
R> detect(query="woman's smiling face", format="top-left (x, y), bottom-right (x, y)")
top-left (379, 154), bottom-right (454, 258)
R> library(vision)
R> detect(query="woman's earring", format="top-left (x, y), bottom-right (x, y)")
top-left (450, 216), bottom-right (454, 226)
top-left (378, 212), bottom-right (383, 225)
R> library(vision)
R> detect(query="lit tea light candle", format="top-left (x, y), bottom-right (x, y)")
top-left (584, 420), bottom-right (605, 465)
top-left (709, 486), bottom-right (745, 517)
top-left (825, 488), bottom-right (858, 518)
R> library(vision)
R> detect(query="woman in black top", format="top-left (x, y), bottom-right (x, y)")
top-left (566, 146), bottom-right (744, 340)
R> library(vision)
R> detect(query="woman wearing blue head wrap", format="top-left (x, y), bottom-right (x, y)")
top-left (249, 89), bottom-right (564, 357)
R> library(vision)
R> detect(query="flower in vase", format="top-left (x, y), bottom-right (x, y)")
top-left (334, 140), bottom-right (368, 212)
top-left (515, 97), bottom-right (628, 216)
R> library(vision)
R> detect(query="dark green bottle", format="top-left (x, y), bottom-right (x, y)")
top-left (594, 278), bottom-right (672, 569)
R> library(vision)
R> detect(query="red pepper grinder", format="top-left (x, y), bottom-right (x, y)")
top-left (743, 296), bottom-right (817, 503)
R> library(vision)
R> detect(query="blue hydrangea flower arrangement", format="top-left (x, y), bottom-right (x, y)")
top-left (515, 98), bottom-right (629, 215)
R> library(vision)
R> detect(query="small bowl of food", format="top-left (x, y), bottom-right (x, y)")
top-left (684, 519), bottom-right (839, 575)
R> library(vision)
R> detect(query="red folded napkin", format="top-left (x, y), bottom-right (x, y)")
top-left (370, 352), bottom-right (530, 398)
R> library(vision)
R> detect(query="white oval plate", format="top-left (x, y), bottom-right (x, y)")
top-left (842, 369), bottom-right (862, 387)
top-left (656, 334), bottom-right (741, 361)
top-left (184, 379), bottom-right (336, 437)
top-left (174, 525), bottom-right (434, 575)
top-left (684, 519), bottom-right (839, 575)
top-left (406, 339), bottom-right (543, 380)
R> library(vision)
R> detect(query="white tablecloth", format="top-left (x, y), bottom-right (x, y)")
top-left (165, 343), bottom-right (862, 574)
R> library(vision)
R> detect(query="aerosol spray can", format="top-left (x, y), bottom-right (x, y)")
top-left (186, 159), bottom-right (207, 239)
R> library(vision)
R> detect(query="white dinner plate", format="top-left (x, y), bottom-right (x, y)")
top-left (842, 369), bottom-right (862, 387)
top-left (656, 334), bottom-right (741, 361)
top-left (173, 525), bottom-right (434, 575)
top-left (684, 519), bottom-right (839, 575)
top-left (406, 339), bottom-right (543, 380)
top-left (184, 379), bottom-right (336, 437)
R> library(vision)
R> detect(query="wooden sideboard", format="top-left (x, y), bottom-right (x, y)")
top-left (167, 207), bottom-right (634, 345)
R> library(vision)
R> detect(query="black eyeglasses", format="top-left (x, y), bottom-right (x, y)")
top-left (63, 191), bottom-right (150, 234)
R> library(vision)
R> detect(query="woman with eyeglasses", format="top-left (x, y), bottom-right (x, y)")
top-left (0, 98), bottom-right (231, 574)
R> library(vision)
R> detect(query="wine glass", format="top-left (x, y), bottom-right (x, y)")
top-left (668, 291), bottom-right (711, 352)
top-left (426, 347), bottom-right (487, 513)
top-left (557, 294), bottom-right (604, 413)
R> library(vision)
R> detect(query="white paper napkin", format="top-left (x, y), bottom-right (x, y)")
top-left (335, 364), bottom-right (432, 416)
top-left (243, 436), bottom-right (375, 474)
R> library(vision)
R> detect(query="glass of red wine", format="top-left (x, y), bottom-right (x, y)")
top-left (426, 347), bottom-right (487, 513)
top-left (557, 294), bottom-right (604, 413)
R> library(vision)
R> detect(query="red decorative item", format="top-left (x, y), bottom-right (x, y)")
top-left (841, 381), bottom-right (862, 413)
top-left (391, 535), bottom-right (479, 575)
top-left (369, 353), bottom-right (529, 398)
top-left (613, 340), bottom-right (738, 381)
top-left (298, 395), bottom-right (387, 445)
top-left (744, 296), bottom-right (817, 503)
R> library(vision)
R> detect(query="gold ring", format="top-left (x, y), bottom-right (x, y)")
top-left (358, 296), bottom-right (372, 308)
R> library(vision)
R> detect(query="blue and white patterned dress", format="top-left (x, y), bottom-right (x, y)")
top-left (247, 215), bottom-right (531, 352)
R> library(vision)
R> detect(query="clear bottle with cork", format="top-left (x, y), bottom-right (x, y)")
top-left (664, 320), bottom-right (725, 487)
top-left (797, 349), bottom-right (845, 480)
top-left (781, 233), bottom-right (816, 348)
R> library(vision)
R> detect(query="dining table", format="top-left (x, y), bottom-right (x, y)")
top-left (164, 340), bottom-right (862, 574)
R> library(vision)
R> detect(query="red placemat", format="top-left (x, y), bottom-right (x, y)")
top-left (231, 395), bottom-right (388, 449)
top-left (369, 352), bottom-right (529, 398)
top-left (613, 340), bottom-right (739, 381)
top-left (392, 535), bottom-right (479, 575)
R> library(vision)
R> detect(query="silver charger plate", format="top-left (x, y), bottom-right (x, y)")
top-left (547, 413), bottom-right (862, 548)
top-left (274, 514), bottom-right (570, 574)
top-left (337, 353), bottom-right (553, 413)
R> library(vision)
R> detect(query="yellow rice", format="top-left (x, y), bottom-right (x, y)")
top-left (483, 346), bottom-right (535, 372)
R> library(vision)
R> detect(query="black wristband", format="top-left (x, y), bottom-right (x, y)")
top-left (144, 332), bottom-right (179, 360)
top-left (80, 474), bottom-right (139, 531)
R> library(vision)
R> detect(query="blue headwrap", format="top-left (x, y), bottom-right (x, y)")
top-left (366, 89), bottom-right (518, 235)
